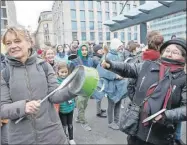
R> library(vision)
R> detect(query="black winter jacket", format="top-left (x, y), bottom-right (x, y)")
top-left (107, 60), bottom-right (186, 145)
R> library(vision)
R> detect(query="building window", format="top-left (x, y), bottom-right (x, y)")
top-left (127, 4), bottom-right (130, 10)
top-left (79, 1), bottom-right (85, 9)
top-left (71, 10), bottom-right (76, 20)
top-left (89, 21), bottom-right (94, 30)
top-left (105, 2), bottom-right (109, 11)
top-left (120, 3), bottom-right (123, 11)
top-left (107, 42), bottom-right (110, 47)
top-left (128, 32), bottom-right (131, 40)
top-left (1, 1), bottom-right (6, 6)
top-left (112, 2), bottom-right (117, 12)
top-left (80, 10), bottom-right (85, 21)
top-left (113, 12), bottom-right (117, 17)
top-left (1, 8), bottom-right (7, 18)
top-left (1, 19), bottom-right (8, 29)
top-left (134, 26), bottom-right (137, 31)
top-left (81, 21), bottom-right (86, 31)
top-left (90, 32), bottom-right (95, 41)
top-left (98, 32), bottom-right (103, 41)
top-left (70, 1), bottom-right (76, 9)
top-left (133, 4), bottom-right (137, 8)
top-left (134, 33), bottom-right (137, 40)
top-left (97, 11), bottom-right (102, 21)
top-left (44, 35), bottom-right (50, 43)
top-left (98, 22), bottom-right (102, 30)
top-left (106, 32), bottom-right (110, 40)
top-left (114, 32), bottom-right (118, 38)
top-left (128, 27), bottom-right (131, 31)
top-left (72, 32), bottom-right (77, 40)
top-left (43, 24), bottom-right (49, 34)
top-left (71, 21), bottom-right (77, 30)
top-left (97, 1), bottom-right (101, 10)
top-left (89, 11), bottom-right (94, 20)
top-left (105, 12), bottom-right (110, 20)
top-left (121, 32), bottom-right (125, 41)
top-left (81, 32), bottom-right (86, 41)
top-left (88, 1), bottom-right (93, 9)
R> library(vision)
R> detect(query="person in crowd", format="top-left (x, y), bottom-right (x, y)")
top-left (55, 45), bottom-right (68, 62)
top-left (68, 40), bottom-right (79, 55)
top-left (1, 26), bottom-right (78, 144)
top-left (57, 62), bottom-right (76, 145)
top-left (85, 41), bottom-right (94, 57)
top-left (75, 44), bottom-right (93, 131)
top-left (92, 44), bottom-right (107, 118)
top-left (126, 30), bottom-right (164, 102)
top-left (42, 47), bottom-right (57, 70)
top-left (101, 38), bottom-right (186, 145)
top-left (0, 53), bottom-right (8, 145)
top-left (97, 39), bottom-right (127, 130)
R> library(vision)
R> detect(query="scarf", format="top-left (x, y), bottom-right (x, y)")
top-left (142, 49), bottom-right (160, 61)
top-left (143, 57), bottom-right (184, 126)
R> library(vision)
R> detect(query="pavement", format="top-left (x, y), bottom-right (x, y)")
top-left (73, 97), bottom-right (186, 144)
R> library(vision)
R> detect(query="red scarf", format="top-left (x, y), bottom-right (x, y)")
top-left (142, 49), bottom-right (160, 61)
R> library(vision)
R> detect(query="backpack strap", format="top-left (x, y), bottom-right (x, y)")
top-left (2, 65), bottom-right (10, 88)
top-left (40, 61), bottom-right (48, 77)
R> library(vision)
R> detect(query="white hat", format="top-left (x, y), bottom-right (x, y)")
top-left (110, 38), bottom-right (123, 50)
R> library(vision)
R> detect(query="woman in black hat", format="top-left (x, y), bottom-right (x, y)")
top-left (101, 38), bottom-right (186, 145)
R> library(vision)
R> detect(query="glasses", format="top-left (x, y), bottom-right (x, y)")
top-left (164, 49), bottom-right (182, 56)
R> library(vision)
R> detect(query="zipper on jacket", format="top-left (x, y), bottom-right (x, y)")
top-left (139, 76), bottom-right (145, 91)
top-left (24, 65), bottom-right (37, 143)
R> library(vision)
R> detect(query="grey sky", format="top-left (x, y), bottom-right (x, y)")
top-left (15, 1), bottom-right (53, 31)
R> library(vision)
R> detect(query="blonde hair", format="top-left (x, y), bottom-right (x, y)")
top-left (2, 26), bottom-right (33, 45)
top-left (42, 47), bottom-right (56, 60)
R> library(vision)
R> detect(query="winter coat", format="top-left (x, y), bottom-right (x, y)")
top-left (92, 53), bottom-right (102, 68)
top-left (107, 60), bottom-right (186, 145)
top-left (96, 49), bottom-right (128, 103)
top-left (57, 78), bottom-right (75, 114)
top-left (1, 50), bottom-right (77, 144)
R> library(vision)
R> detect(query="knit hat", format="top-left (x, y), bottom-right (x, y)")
top-left (93, 44), bottom-right (102, 53)
top-left (110, 38), bottom-right (123, 50)
top-left (160, 38), bottom-right (186, 54)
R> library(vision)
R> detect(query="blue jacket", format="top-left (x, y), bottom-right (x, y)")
top-left (96, 49), bottom-right (128, 103)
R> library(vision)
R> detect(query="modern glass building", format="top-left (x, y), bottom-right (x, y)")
top-left (52, 1), bottom-right (140, 45)
top-left (149, 11), bottom-right (186, 41)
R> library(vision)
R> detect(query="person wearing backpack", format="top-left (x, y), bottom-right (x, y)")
top-left (0, 53), bottom-right (9, 145)
top-left (101, 38), bottom-right (186, 145)
top-left (1, 26), bottom-right (78, 144)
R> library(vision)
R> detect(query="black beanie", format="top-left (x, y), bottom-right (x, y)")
top-left (93, 44), bottom-right (102, 53)
top-left (160, 38), bottom-right (186, 54)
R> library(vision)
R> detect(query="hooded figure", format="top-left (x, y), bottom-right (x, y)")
top-left (75, 44), bottom-right (93, 131)
top-left (77, 44), bottom-right (93, 67)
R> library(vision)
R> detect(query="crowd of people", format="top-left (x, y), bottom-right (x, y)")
top-left (0, 26), bottom-right (186, 145)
